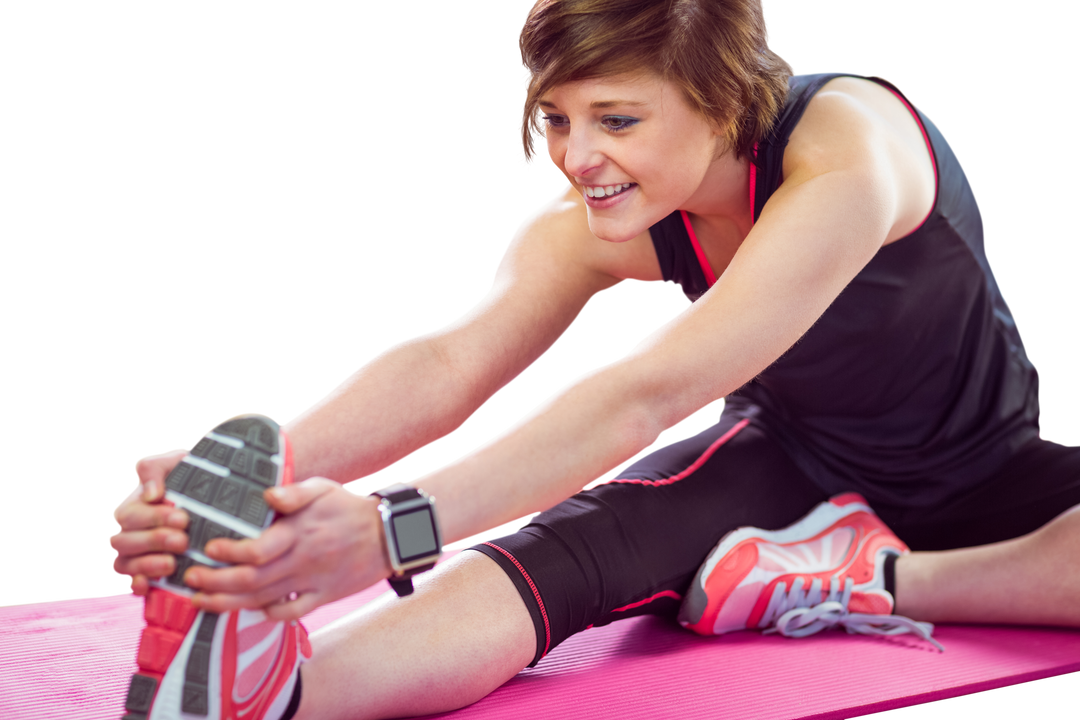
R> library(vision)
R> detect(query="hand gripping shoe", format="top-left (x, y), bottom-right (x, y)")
top-left (122, 415), bottom-right (312, 720)
top-left (678, 492), bottom-right (942, 651)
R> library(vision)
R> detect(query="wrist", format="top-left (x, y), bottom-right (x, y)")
top-left (371, 484), bottom-right (443, 597)
top-left (358, 494), bottom-right (394, 578)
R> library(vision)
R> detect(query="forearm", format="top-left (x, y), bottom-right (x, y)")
top-left (415, 359), bottom-right (681, 544)
top-left (285, 336), bottom-right (493, 484)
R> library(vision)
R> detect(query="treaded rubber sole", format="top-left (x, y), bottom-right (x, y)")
top-left (123, 415), bottom-right (289, 720)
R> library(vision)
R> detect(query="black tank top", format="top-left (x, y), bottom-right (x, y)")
top-left (648, 73), bottom-right (1040, 508)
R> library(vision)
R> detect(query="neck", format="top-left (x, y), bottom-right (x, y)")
top-left (680, 152), bottom-right (754, 237)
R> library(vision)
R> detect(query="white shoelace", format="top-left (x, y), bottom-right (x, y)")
top-left (759, 576), bottom-right (945, 652)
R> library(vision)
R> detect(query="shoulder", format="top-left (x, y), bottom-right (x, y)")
top-left (782, 77), bottom-right (935, 242)
top-left (513, 187), bottom-right (663, 283)
top-left (781, 76), bottom-right (898, 177)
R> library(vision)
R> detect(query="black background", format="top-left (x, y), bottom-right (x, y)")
top-left (8, 2), bottom-right (1071, 716)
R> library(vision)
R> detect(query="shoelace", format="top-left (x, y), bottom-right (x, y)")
top-left (758, 576), bottom-right (945, 652)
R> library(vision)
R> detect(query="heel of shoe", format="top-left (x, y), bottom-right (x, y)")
top-left (123, 588), bottom-right (200, 718)
top-left (125, 588), bottom-right (225, 718)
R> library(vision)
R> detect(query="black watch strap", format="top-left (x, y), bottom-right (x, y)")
top-left (373, 485), bottom-right (423, 505)
top-left (388, 577), bottom-right (415, 597)
top-left (371, 487), bottom-right (438, 600)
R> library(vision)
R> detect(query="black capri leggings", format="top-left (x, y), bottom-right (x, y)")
top-left (471, 409), bottom-right (1080, 667)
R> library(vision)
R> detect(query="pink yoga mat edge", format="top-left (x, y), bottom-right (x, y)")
top-left (803, 664), bottom-right (1080, 720)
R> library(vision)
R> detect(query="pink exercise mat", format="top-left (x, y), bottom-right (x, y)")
top-left (3, 584), bottom-right (1080, 720)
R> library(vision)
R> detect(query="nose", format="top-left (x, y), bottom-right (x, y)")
top-left (563, 127), bottom-right (604, 179)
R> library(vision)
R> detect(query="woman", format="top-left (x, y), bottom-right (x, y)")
top-left (112, 1), bottom-right (1080, 718)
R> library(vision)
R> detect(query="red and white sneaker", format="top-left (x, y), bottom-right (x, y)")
top-left (678, 493), bottom-right (942, 651)
top-left (122, 415), bottom-right (312, 720)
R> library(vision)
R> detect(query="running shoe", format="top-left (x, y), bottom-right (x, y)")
top-left (122, 415), bottom-right (312, 720)
top-left (678, 492), bottom-right (942, 650)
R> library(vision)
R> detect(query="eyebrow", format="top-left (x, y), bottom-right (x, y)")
top-left (538, 99), bottom-right (648, 110)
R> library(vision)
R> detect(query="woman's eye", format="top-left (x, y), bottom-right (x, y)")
top-left (542, 114), bottom-right (569, 129)
top-left (537, 115), bottom-right (630, 133)
top-left (602, 116), bottom-right (639, 132)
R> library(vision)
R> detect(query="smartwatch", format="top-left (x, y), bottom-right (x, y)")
top-left (372, 483), bottom-right (442, 597)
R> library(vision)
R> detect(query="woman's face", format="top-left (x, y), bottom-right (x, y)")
top-left (542, 72), bottom-right (726, 242)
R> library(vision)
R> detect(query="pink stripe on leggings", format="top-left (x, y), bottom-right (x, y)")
top-left (604, 418), bottom-right (751, 487)
top-left (583, 587), bottom-right (682, 626)
top-left (482, 542), bottom-right (551, 659)
top-left (610, 589), bottom-right (683, 614)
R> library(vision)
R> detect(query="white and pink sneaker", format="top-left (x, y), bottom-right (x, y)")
top-left (678, 493), bottom-right (942, 650)
top-left (122, 416), bottom-right (311, 720)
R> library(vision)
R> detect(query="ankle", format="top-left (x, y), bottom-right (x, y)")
top-left (280, 670), bottom-right (303, 720)
top-left (891, 552), bottom-right (935, 619)
top-left (883, 553), bottom-right (898, 603)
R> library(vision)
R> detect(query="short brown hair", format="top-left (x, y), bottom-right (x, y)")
top-left (520, 0), bottom-right (792, 161)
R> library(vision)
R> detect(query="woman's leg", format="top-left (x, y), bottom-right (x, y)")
top-left (295, 551), bottom-right (535, 720)
top-left (296, 411), bottom-right (826, 719)
top-left (896, 503), bottom-right (1080, 626)
top-left (291, 408), bottom-right (820, 716)
top-left (887, 438), bottom-right (1080, 627)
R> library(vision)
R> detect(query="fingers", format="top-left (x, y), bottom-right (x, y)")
top-left (121, 555), bottom-right (173, 578)
top-left (189, 574), bottom-right (314, 617)
top-left (184, 541), bottom-right (296, 595)
top-left (264, 592), bottom-right (321, 621)
top-left (185, 562), bottom-right (263, 595)
top-left (134, 449), bottom-right (187, 503)
top-left (111, 503), bottom-right (187, 581)
top-left (263, 477), bottom-right (337, 515)
top-left (115, 490), bottom-right (188, 532)
top-left (183, 526), bottom-right (295, 600)
top-left (130, 574), bottom-right (151, 596)
top-left (191, 591), bottom-right (315, 620)
top-left (111, 481), bottom-right (145, 526)
top-left (114, 552), bottom-right (175, 579)
top-left (203, 522), bottom-right (296, 566)
top-left (194, 582), bottom-right (322, 620)
top-left (116, 448), bottom-right (189, 590)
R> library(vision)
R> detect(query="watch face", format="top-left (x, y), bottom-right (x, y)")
top-left (390, 507), bottom-right (439, 563)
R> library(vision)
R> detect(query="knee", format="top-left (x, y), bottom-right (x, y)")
top-left (1029, 503), bottom-right (1080, 546)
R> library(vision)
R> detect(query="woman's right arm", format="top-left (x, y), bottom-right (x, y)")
top-left (113, 190), bottom-right (646, 592)
top-left (283, 190), bottom-right (637, 484)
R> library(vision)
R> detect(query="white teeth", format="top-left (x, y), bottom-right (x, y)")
top-left (584, 183), bottom-right (632, 199)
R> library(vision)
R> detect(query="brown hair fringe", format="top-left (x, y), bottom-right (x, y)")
top-left (520, 0), bottom-right (792, 161)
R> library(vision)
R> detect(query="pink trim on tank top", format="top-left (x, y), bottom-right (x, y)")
top-left (748, 146), bottom-right (757, 229)
top-left (482, 542), bottom-right (551, 658)
top-left (681, 146), bottom-right (758, 290)
top-left (876, 83), bottom-right (939, 229)
top-left (679, 210), bottom-right (718, 287)
top-left (602, 418), bottom-right (751, 487)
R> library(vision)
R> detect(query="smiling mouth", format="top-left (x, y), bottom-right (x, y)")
top-left (584, 183), bottom-right (635, 198)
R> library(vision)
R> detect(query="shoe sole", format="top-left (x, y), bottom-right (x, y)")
top-left (123, 415), bottom-right (291, 720)
top-left (679, 493), bottom-right (878, 630)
